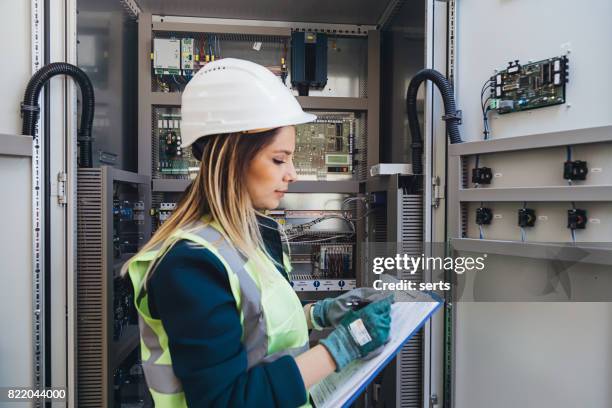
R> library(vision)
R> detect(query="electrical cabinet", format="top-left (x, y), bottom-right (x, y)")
top-left (435, 1), bottom-right (612, 407)
top-left (138, 14), bottom-right (381, 302)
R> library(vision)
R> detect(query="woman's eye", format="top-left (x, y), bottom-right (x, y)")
top-left (273, 158), bottom-right (286, 164)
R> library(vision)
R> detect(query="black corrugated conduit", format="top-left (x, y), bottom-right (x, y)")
top-left (406, 69), bottom-right (462, 190)
top-left (21, 62), bottom-right (95, 167)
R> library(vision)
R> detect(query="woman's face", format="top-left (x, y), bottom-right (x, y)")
top-left (246, 126), bottom-right (298, 210)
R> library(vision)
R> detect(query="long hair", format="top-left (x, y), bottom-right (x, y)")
top-left (121, 129), bottom-right (282, 286)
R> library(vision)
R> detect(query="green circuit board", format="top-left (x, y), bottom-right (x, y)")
top-left (294, 113), bottom-right (354, 179)
top-left (490, 56), bottom-right (568, 114)
top-left (156, 112), bottom-right (199, 178)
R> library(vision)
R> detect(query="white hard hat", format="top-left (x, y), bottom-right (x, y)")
top-left (180, 58), bottom-right (316, 148)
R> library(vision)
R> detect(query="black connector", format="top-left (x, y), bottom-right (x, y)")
top-left (567, 209), bottom-right (587, 229)
top-left (518, 208), bottom-right (536, 227)
top-left (472, 167), bottom-right (493, 184)
top-left (563, 160), bottom-right (588, 180)
top-left (476, 207), bottom-right (493, 225)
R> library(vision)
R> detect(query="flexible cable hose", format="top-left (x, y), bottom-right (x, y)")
top-left (406, 69), bottom-right (462, 189)
top-left (22, 62), bottom-right (95, 167)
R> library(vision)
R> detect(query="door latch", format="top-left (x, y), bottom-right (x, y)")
top-left (57, 172), bottom-right (67, 205)
top-left (432, 176), bottom-right (444, 208)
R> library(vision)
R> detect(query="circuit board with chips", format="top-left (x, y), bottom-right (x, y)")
top-left (490, 56), bottom-right (568, 114)
top-left (154, 111), bottom-right (199, 178)
top-left (294, 113), bottom-right (355, 180)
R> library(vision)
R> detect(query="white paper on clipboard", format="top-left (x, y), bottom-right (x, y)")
top-left (309, 288), bottom-right (442, 408)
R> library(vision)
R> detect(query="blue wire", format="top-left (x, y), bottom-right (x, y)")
top-left (479, 225), bottom-right (484, 240)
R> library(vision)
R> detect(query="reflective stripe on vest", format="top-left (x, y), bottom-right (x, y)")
top-left (128, 220), bottom-right (309, 406)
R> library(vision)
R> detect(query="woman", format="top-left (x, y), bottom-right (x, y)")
top-left (124, 58), bottom-right (392, 407)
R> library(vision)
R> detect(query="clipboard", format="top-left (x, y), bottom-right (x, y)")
top-left (309, 289), bottom-right (443, 408)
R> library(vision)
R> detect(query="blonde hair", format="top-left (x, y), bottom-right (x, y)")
top-left (121, 130), bottom-right (283, 286)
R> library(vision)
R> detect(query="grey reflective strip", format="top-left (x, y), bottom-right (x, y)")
top-left (260, 343), bottom-right (310, 364)
top-left (139, 315), bottom-right (183, 394)
top-left (193, 224), bottom-right (269, 368)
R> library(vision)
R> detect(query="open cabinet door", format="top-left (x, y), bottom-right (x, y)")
top-left (433, 1), bottom-right (612, 407)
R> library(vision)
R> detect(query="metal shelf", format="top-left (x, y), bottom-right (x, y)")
top-left (152, 179), bottom-right (359, 193)
top-left (152, 179), bottom-right (192, 192)
top-left (451, 238), bottom-right (612, 266)
top-left (0, 133), bottom-right (32, 156)
top-left (458, 186), bottom-right (612, 202)
top-left (111, 325), bottom-right (140, 370)
top-left (449, 125), bottom-right (612, 157)
top-left (288, 180), bottom-right (360, 193)
top-left (296, 96), bottom-right (368, 111)
top-left (153, 21), bottom-right (291, 37)
top-left (150, 94), bottom-right (370, 111)
top-left (151, 92), bottom-right (181, 106)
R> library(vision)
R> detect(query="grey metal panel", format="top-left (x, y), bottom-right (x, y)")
top-left (138, 12), bottom-right (153, 177)
top-left (77, 0), bottom-right (138, 170)
top-left (140, 0), bottom-right (393, 25)
top-left (451, 238), bottom-right (612, 266)
top-left (449, 125), bottom-right (612, 156)
top-left (153, 21), bottom-right (291, 36)
top-left (458, 186), bottom-right (612, 202)
top-left (366, 30), bottom-right (381, 172)
top-left (0, 134), bottom-right (33, 157)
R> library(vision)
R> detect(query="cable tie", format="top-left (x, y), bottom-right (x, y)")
top-left (20, 102), bottom-right (40, 117)
top-left (441, 110), bottom-right (462, 124)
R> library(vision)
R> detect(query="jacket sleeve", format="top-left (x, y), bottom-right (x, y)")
top-left (148, 240), bottom-right (308, 408)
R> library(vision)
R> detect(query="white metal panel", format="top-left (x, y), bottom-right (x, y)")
top-left (455, 303), bottom-right (612, 408)
top-left (0, 154), bottom-right (33, 407)
top-left (455, 0), bottom-right (612, 142)
top-left (0, 0), bottom-right (31, 134)
top-left (449, 1), bottom-right (612, 408)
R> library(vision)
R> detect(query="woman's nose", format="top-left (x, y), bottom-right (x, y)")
top-left (284, 161), bottom-right (298, 183)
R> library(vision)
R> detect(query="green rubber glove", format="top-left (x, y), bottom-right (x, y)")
top-left (320, 296), bottom-right (393, 372)
top-left (311, 288), bottom-right (392, 329)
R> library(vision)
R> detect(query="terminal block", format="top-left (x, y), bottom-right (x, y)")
top-left (567, 209), bottom-right (587, 230)
top-left (563, 160), bottom-right (588, 181)
top-left (476, 207), bottom-right (493, 225)
top-left (472, 167), bottom-right (493, 184)
top-left (518, 208), bottom-right (536, 227)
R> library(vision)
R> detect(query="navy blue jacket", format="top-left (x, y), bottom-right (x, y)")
top-left (148, 220), bottom-right (307, 407)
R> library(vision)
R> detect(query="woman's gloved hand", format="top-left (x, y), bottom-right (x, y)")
top-left (319, 296), bottom-right (393, 372)
top-left (311, 288), bottom-right (391, 330)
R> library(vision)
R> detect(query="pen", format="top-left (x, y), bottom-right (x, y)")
top-left (345, 299), bottom-right (372, 311)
